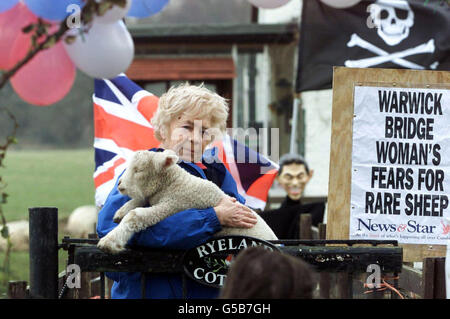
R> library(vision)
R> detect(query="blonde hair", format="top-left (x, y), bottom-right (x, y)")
top-left (151, 83), bottom-right (229, 142)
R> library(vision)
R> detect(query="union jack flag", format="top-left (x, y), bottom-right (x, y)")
top-left (211, 135), bottom-right (279, 210)
top-left (93, 75), bottom-right (159, 206)
top-left (93, 75), bottom-right (278, 210)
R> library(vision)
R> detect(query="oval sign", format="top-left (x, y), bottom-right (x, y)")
top-left (183, 235), bottom-right (279, 288)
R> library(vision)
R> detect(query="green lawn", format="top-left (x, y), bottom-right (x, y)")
top-left (0, 149), bottom-right (96, 297)
top-left (1, 149), bottom-right (95, 221)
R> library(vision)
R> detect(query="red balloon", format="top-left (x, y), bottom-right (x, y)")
top-left (8, 10), bottom-right (76, 106)
top-left (0, 2), bottom-right (36, 70)
top-left (10, 38), bottom-right (76, 106)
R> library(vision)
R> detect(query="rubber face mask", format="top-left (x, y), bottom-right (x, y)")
top-left (277, 163), bottom-right (311, 201)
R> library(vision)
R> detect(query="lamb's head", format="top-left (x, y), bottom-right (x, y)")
top-left (117, 150), bottom-right (179, 199)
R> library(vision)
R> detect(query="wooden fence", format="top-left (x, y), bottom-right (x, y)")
top-left (6, 207), bottom-right (447, 299)
top-left (300, 214), bottom-right (447, 299)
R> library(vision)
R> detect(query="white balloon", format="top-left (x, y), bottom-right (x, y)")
top-left (63, 21), bottom-right (134, 79)
top-left (95, 0), bottom-right (132, 24)
top-left (320, 0), bottom-right (361, 8)
top-left (247, 0), bottom-right (292, 9)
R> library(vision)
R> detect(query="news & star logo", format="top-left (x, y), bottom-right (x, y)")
top-left (356, 218), bottom-right (447, 235)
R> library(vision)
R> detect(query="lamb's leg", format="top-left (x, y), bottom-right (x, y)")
top-left (97, 221), bottom-right (133, 254)
top-left (113, 198), bottom-right (146, 223)
top-left (126, 203), bottom-right (176, 228)
top-left (98, 204), bottom-right (171, 254)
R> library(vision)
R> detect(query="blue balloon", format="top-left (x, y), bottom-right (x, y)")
top-left (127, 0), bottom-right (169, 18)
top-left (24, 0), bottom-right (84, 21)
top-left (0, 0), bottom-right (19, 14)
top-left (144, 0), bottom-right (169, 15)
top-left (127, 0), bottom-right (149, 18)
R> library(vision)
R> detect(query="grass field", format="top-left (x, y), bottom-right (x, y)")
top-left (0, 149), bottom-right (96, 297)
top-left (1, 149), bottom-right (95, 221)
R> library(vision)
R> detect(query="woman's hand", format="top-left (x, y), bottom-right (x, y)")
top-left (214, 196), bottom-right (257, 228)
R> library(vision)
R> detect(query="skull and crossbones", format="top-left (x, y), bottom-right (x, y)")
top-left (344, 0), bottom-right (438, 69)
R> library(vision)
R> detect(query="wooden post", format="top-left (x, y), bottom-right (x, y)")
top-left (299, 214), bottom-right (312, 239)
top-left (100, 272), bottom-right (106, 299)
top-left (8, 281), bottom-right (28, 299)
top-left (336, 273), bottom-right (350, 299)
top-left (107, 278), bottom-right (114, 299)
top-left (87, 233), bottom-right (100, 298)
top-left (423, 257), bottom-right (435, 299)
top-left (74, 272), bottom-right (91, 299)
top-left (318, 223), bottom-right (330, 299)
top-left (433, 258), bottom-right (446, 299)
top-left (423, 257), bottom-right (447, 299)
top-left (318, 223), bottom-right (327, 241)
top-left (29, 207), bottom-right (59, 299)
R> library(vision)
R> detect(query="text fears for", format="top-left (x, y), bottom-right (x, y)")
top-left (371, 167), bottom-right (445, 191)
top-left (365, 191), bottom-right (449, 217)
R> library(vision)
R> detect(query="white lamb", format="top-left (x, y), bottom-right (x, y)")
top-left (66, 205), bottom-right (98, 238)
top-left (97, 149), bottom-right (277, 254)
top-left (0, 220), bottom-right (29, 251)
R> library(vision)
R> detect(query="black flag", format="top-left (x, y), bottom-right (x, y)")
top-left (296, 0), bottom-right (450, 92)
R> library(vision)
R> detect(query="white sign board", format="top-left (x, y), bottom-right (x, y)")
top-left (349, 86), bottom-right (450, 245)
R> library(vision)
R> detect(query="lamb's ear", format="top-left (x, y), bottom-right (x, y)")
top-left (162, 153), bottom-right (179, 168)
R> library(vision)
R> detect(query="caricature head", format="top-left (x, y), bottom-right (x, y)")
top-left (276, 154), bottom-right (313, 201)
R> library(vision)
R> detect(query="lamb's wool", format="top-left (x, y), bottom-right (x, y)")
top-left (66, 205), bottom-right (98, 238)
top-left (0, 220), bottom-right (29, 251)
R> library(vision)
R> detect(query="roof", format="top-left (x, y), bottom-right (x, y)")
top-left (127, 57), bottom-right (236, 81)
top-left (128, 23), bottom-right (298, 44)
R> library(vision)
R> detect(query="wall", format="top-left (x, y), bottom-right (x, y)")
top-left (302, 89), bottom-right (333, 199)
top-left (259, 0), bottom-right (332, 205)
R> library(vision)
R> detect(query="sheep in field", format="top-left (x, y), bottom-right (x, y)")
top-left (0, 220), bottom-right (29, 251)
top-left (66, 205), bottom-right (98, 238)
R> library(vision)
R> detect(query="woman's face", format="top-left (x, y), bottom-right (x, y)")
top-left (162, 114), bottom-right (218, 162)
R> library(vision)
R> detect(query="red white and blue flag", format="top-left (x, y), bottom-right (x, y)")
top-left (93, 75), bottom-right (278, 209)
top-left (93, 75), bottom-right (160, 206)
top-left (211, 135), bottom-right (279, 210)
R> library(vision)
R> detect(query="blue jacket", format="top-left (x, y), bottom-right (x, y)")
top-left (96, 147), bottom-right (245, 299)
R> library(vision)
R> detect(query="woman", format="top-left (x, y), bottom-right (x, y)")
top-left (96, 83), bottom-right (257, 299)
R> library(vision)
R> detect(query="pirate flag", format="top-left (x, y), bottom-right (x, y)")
top-left (296, 0), bottom-right (450, 92)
